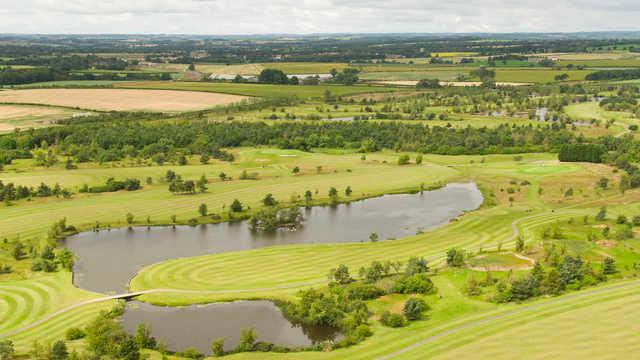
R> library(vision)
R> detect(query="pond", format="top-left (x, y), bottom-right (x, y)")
top-left (65, 182), bottom-right (483, 294)
top-left (121, 300), bottom-right (339, 353)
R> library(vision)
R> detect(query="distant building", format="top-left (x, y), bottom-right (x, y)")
top-left (208, 74), bottom-right (257, 82)
top-left (287, 74), bottom-right (332, 81)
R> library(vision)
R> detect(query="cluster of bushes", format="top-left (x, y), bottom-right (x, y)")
top-left (0, 180), bottom-right (72, 202)
top-left (490, 256), bottom-right (614, 303)
top-left (280, 287), bottom-right (372, 349)
top-left (166, 171), bottom-right (208, 195)
top-left (249, 208), bottom-right (303, 231)
top-left (30, 245), bottom-right (74, 273)
top-left (79, 177), bottom-right (140, 193)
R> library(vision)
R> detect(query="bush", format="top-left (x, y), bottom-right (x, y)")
top-left (176, 348), bottom-right (203, 359)
top-left (403, 298), bottom-right (429, 321)
top-left (65, 327), bottom-right (86, 340)
top-left (344, 283), bottom-right (385, 300)
top-left (353, 324), bottom-right (372, 341)
top-left (380, 311), bottom-right (406, 328)
top-left (393, 273), bottom-right (435, 294)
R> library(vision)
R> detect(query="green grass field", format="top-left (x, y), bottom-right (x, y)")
top-left (359, 70), bottom-right (465, 81)
top-left (494, 69), bottom-right (593, 83)
top-left (114, 81), bottom-right (402, 98)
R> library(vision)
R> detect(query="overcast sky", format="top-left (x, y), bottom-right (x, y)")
top-left (0, 0), bottom-right (638, 34)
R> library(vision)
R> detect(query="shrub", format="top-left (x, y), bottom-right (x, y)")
top-left (393, 273), bottom-right (435, 294)
top-left (380, 311), bottom-right (406, 328)
top-left (344, 283), bottom-right (385, 300)
top-left (403, 298), bottom-right (429, 321)
top-left (210, 338), bottom-right (224, 357)
top-left (65, 327), bottom-right (86, 340)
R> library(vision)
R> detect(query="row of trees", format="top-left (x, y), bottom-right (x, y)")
top-left (0, 180), bottom-right (72, 202)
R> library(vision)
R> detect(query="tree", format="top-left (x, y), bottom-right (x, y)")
top-left (415, 154), bottom-right (423, 165)
top-left (196, 175), bottom-right (208, 193)
top-left (398, 154), bottom-right (410, 165)
top-left (620, 175), bottom-right (631, 194)
top-left (126, 213), bottom-right (134, 229)
top-left (329, 264), bottom-right (353, 285)
top-left (329, 187), bottom-right (338, 199)
top-left (134, 324), bottom-right (156, 349)
top-left (118, 337), bottom-right (140, 360)
top-left (12, 241), bottom-right (24, 260)
top-left (405, 257), bottom-right (429, 275)
top-left (380, 311), bottom-right (406, 327)
top-left (403, 298), bottom-right (429, 321)
top-left (262, 193), bottom-right (276, 206)
top-left (292, 166), bottom-right (300, 175)
top-left (188, 63), bottom-right (196, 71)
top-left (602, 257), bottom-right (617, 275)
top-left (49, 340), bottom-right (68, 360)
top-left (597, 177), bottom-right (609, 189)
top-left (170, 215), bottom-right (177, 229)
top-left (0, 340), bottom-right (14, 360)
top-left (515, 236), bottom-right (525, 253)
top-left (165, 170), bottom-right (177, 182)
top-left (258, 69), bottom-right (289, 84)
top-left (369, 232), bottom-right (379, 242)
top-left (210, 338), bottom-right (224, 357)
top-left (198, 203), bottom-right (208, 217)
top-left (304, 190), bottom-right (313, 205)
top-left (199, 153), bottom-right (210, 164)
top-left (57, 249), bottom-right (75, 270)
top-left (595, 206), bottom-right (607, 221)
top-left (416, 79), bottom-right (441, 89)
top-left (235, 328), bottom-right (256, 353)
top-left (446, 248), bottom-right (465, 267)
top-left (345, 186), bottom-right (352, 196)
top-left (218, 172), bottom-right (227, 181)
top-left (230, 199), bottom-right (243, 212)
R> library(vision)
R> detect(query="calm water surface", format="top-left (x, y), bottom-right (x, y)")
top-left (65, 182), bottom-right (483, 293)
top-left (121, 300), bottom-right (338, 353)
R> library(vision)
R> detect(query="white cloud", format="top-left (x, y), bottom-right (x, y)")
top-left (0, 0), bottom-right (638, 34)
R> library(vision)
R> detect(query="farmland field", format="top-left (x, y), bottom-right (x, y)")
top-left (0, 104), bottom-right (78, 133)
top-left (0, 88), bottom-right (247, 112)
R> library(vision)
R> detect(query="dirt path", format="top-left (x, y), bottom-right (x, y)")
top-left (374, 279), bottom-right (640, 360)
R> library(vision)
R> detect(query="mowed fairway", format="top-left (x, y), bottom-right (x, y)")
top-left (0, 88), bottom-right (247, 112)
top-left (404, 281), bottom-right (640, 360)
top-left (0, 272), bottom-right (116, 352)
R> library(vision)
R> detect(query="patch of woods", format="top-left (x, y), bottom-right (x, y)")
top-left (283, 256), bottom-right (437, 338)
top-left (1, 218), bottom-right (76, 275)
top-left (80, 177), bottom-right (141, 194)
top-left (585, 69), bottom-right (640, 81)
top-left (0, 119), bottom-right (580, 168)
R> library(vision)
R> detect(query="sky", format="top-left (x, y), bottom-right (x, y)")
top-left (0, 0), bottom-right (638, 34)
